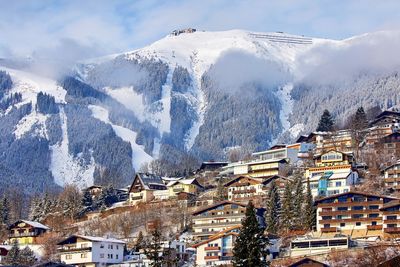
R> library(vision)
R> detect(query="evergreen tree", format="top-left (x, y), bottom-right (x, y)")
top-left (316, 109), bottom-right (335, 132)
top-left (292, 177), bottom-right (304, 229)
top-left (3, 240), bottom-right (20, 266)
top-left (232, 201), bottom-right (269, 267)
top-left (265, 181), bottom-right (281, 234)
top-left (1, 197), bottom-right (10, 225)
top-left (135, 231), bottom-right (144, 252)
top-left (19, 246), bottom-right (37, 266)
top-left (81, 190), bottom-right (93, 210)
top-left (353, 106), bottom-right (368, 130)
top-left (280, 181), bottom-right (293, 232)
top-left (304, 178), bottom-right (316, 230)
top-left (144, 227), bottom-right (163, 267)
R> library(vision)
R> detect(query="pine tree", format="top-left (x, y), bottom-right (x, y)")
top-left (280, 181), bottom-right (293, 232)
top-left (292, 176), bottom-right (304, 229)
top-left (0, 197), bottom-right (11, 225)
top-left (232, 201), bottom-right (269, 267)
top-left (135, 231), bottom-right (144, 252)
top-left (81, 190), bottom-right (93, 214)
top-left (304, 178), bottom-right (316, 230)
top-left (3, 240), bottom-right (20, 266)
top-left (19, 246), bottom-right (37, 266)
top-left (353, 106), bottom-right (368, 130)
top-left (265, 181), bottom-right (281, 234)
top-left (316, 109), bottom-right (335, 132)
top-left (215, 178), bottom-right (227, 201)
top-left (144, 226), bottom-right (163, 267)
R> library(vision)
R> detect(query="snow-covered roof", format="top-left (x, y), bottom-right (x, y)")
top-left (167, 178), bottom-right (199, 187)
top-left (12, 220), bottom-right (50, 230)
top-left (58, 235), bottom-right (126, 245)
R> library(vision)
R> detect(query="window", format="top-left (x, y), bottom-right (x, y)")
top-left (66, 255), bottom-right (72, 260)
top-left (369, 214), bottom-right (379, 218)
top-left (100, 244), bottom-right (104, 248)
top-left (100, 253), bottom-right (104, 258)
top-left (81, 253), bottom-right (87, 258)
top-left (369, 205), bottom-right (379, 210)
top-left (352, 206), bottom-right (363, 210)
top-left (337, 207), bottom-right (348, 211)
top-left (387, 215), bottom-right (397, 220)
top-left (116, 254), bottom-right (119, 259)
top-left (356, 222), bottom-right (361, 226)
top-left (352, 214), bottom-right (363, 219)
top-left (323, 224), bottom-right (330, 228)
top-left (335, 181), bottom-right (342, 187)
top-left (388, 224), bottom-right (397, 228)
top-left (340, 223), bottom-right (345, 227)
top-left (322, 216), bottom-right (332, 220)
top-left (81, 243), bottom-right (88, 248)
top-left (371, 221), bottom-right (377, 226)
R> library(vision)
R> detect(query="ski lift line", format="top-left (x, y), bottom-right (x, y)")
top-left (248, 33), bottom-right (313, 44)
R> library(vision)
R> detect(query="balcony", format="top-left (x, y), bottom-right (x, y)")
top-left (192, 231), bottom-right (219, 237)
top-left (193, 221), bottom-right (242, 228)
top-left (319, 210), bottom-right (381, 216)
top-left (204, 255), bottom-right (220, 260)
top-left (9, 232), bottom-right (37, 238)
top-left (367, 225), bottom-right (383, 230)
top-left (195, 212), bottom-right (245, 219)
top-left (232, 189), bottom-right (256, 194)
top-left (130, 195), bottom-right (143, 201)
top-left (59, 246), bottom-right (92, 253)
top-left (173, 188), bottom-right (184, 193)
top-left (384, 227), bottom-right (400, 233)
top-left (387, 170), bottom-right (400, 175)
top-left (383, 219), bottom-right (400, 224)
top-left (204, 246), bottom-right (221, 251)
top-left (318, 200), bottom-right (382, 208)
top-left (321, 227), bottom-right (338, 233)
top-left (319, 217), bottom-right (382, 224)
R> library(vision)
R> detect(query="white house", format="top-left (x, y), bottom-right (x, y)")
top-left (58, 235), bottom-right (125, 267)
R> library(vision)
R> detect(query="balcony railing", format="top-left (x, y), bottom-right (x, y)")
top-left (319, 217), bottom-right (382, 224)
top-left (204, 255), bottom-right (220, 260)
top-left (318, 200), bottom-right (382, 208)
top-left (384, 227), bottom-right (400, 233)
top-left (9, 232), bottom-right (37, 238)
top-left (319, 210), bottom-right (381, 216)
top-left (193, 221), bottom-right (241, 228)
top-left (321, 227), bottom-right (338, 233)
top-left (204, 246), bottom-right (221, 251)
top-left (130, 196), bottom-right (143, 201)
top-left (367, 225), bottom-right (383, 230)
top-left (59, 247), bottom-right (92, 253)
top-left (232, 189), bottom-right (256, 194)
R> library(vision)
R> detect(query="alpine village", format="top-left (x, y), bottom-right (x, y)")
top-left (1, 104), bottom-right (400, 267)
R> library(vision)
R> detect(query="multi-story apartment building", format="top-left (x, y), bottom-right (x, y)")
top-left (191, 201), bottom-right (246, 240)
top-left (128, 173), bottom-right (168, 205)
top-left (192, 226), bottom-right (239, 267)
top-left (58, 235), bottom-right (125, 266)
top-left (383, 161), bottom-right (400, 192)
top-left (315, 192), bottom-right (398, 237)
top-left (224, 176), bottom-right (264, 202)
top-left (380, 200), bottom-right (400, 238)
top-left (297, 130), bottom-right (354, 154)
top-left (304, 150), bottom-right (359, 198)
top-left (8, 220), bottom-right (49, 245)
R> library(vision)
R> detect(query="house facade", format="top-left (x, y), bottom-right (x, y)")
top-left (315, 192), bottom-right (398, 237)
top-left (58, 235), bottom-right (125, 267)
top-left (167, 178), bottom-right (203, 198)
top-left (304, 150), bottom-right (359, 198)
top-left (224, 176), bottom-right (265, 202)
top-left (191, 201), bottom-right (246, 240)
top-left (128, 173), bottom-right (168, 205)
top-left (383, 161), bottom-right (400, 192)
top-left (8, 220), bottom-right (50, 245)
top-left (192, 227), bottom-right (239, 267)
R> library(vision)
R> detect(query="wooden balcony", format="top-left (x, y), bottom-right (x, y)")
top-left (319, 217), bottom-right (382, 224)
top-left (9, 232), bottom-right (37, 238)
top-left (384, 177), bottom-right (400, 183)
top-left (367, 225), bottom-right (383, 230)
top-left (204, 255), bottom-right (220, 260)
top-left (204, 246), bottom-right (221, 251)
top-left (193, 221), bottom-right (241, 228)
top-left (321, 227), bottom-right (338, 233)
top-left (318, 200), bottom-right (382, 208)
top-left (383, 219), bottom-right (400, 224)
top-left (59, 247), bottom-right (92, 253)
top-left (387, 170), bottom-right (400, 175)
top-left (319, 210), bottom-right (380, 216)
top-left (384, 227), bottom-right (400, 233)
top-left (232, 189), bottom-right (256, 194)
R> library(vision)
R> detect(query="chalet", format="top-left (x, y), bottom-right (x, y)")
top-left (84, 185), bottom-right (103, 198)
top-left (296, 130), bottom-right (354, 154)
top-left (192, 226), bottom-right (239, 266)
top-left (224, 176), bottom-right (264, 202)
top-left (315, 191), bottom-right (398, 238)
top-left (58, 235), bottom-right (125, 266)
top-left (262, 175), bottom-right (292, 196)
top-left (167, 178), bottom-right (203, 197)
top-left (370, 110), bottom-right (400, 128)
top-left (383, 160), bottom-right (400, 192)
top-left (198, 162), bottom-right (228, 172)
top-left (304, 150), bottom-right (359, 198)
top-left (191, 201), bottom-right (247, 240)
top-left (128, 173), bottom-right (168, 205)
top-left (8, 220), bottom-right (50, 245)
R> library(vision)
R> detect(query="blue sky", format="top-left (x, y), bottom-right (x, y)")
top-left (1, 0), bottom-right (400, 58)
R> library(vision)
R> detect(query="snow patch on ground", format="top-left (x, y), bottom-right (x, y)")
top-left (276, 83), bottom-right (294, 133)
top-left (14, 111), bottom-right (48, 139)
top-left (88, 105), bottom-right (153, 170)
top-left (104, 87), bottom-right (146, 121)
top-left (50, 107), bottom-right (95, 188)
top-left (289, 123), bottom-right (305, 138)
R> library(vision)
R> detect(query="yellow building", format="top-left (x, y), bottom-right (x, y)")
top-left (128, 173), bottom-right (168, 205)
top-left (8, 220), bottom-right (49, 245)
top-left (167, 178), bottom-right (203, 197)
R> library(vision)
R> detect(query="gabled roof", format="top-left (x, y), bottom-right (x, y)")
top-left (167, 178), bottom-right (203, 188)
top-left (376, 110), bottom-right (400, 119)
top-left (288, 257), bottom-right (330, 267)
top-left (223, 176), bottom-right (263, 187)
top-left (314, 149), bottom-right (353, 159)
top-left (315, 191), bottom-right (399, 204)
top-left (58, 235), bottom-right (126, 245)
top-left (9, 220), bottom-right (50, 230)
top-left (128, 173), bottom-right (167, 192)
top-left (192, 225), bottom-right (240, 248)
top-left (261, 175), bottom-right (291, 185)
top-left (382, 160), bottom-right (400, 171)
top-left (192, 201), bottom-right (246, 216)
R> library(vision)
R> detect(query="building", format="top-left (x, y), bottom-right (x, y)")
top-left (8, 220), bottom-right (50, 245)
top-left (297, 130), bottom-right (354, 154)
top-left (191, 201), bottom-right (247, 240)
top-left (192, 226), bottom-right (239, 267)
top-left (289, 236), bottom-right (350, 257)
top-left (369, 110), bottom-right (400, 129)
top-left (383, 160), bottom-right (400, 192)
top-left (58, 235), bottom-right (125, 267)
top-left (128, 173), bottom-right (168, 205)
top-left (288, 258), bottom-right (330, 267)
top-left (315, 192), bottom-right (398, 237)
top-left (224, 176), bottom-right (265, 202)
top-left (0, 245), bottom-right (10, 263)
top-left (167, 178), bottom-right (203, 197)
top-left (379, 200), bottom-right (400, 238)
top-left (261, 175), bottom-right (292, 197)
top-left (304, 150), bottom-right (359, 198)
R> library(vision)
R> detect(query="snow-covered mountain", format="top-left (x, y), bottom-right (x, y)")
top-left (1, 29), bottom-right (400, 193)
